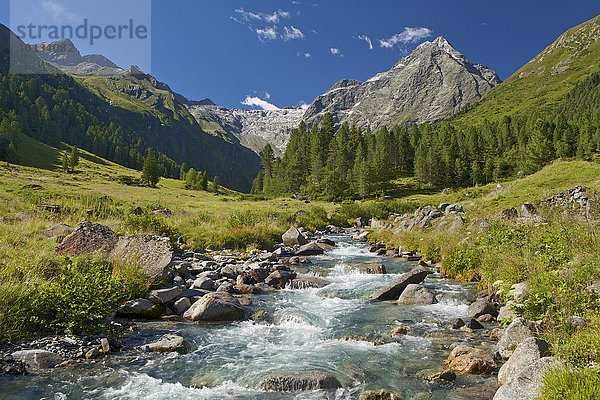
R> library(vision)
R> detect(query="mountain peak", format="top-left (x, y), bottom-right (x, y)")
top-left (124, 65), bottom-right (146, 76)
top-left (303, 36), bottom-right (501, 129)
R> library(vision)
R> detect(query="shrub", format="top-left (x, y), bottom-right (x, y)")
top-left (123, 211), bottom-right (179, 242)
top-left (32, 257), bottom-right (148, 335)
top-left (441, 246), bottom-right (481, 281)
top-left (227, 210), bottom-right (262, 228)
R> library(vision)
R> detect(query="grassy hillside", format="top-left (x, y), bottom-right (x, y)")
top-left (456, 15), bottom-right (600, 124)
top-left (396, 159), bottom-right (600, 217)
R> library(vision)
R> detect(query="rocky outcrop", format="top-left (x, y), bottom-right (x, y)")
top-left (260, 370), bottom-right (342, 391)
top-left (183, 292), bottom-right (246, 322)
top-left (109, 235), bottom-right (174, 284)
top-left (303, 36), bottom-right (500, 130)
top-left (371, 268), bottom-right (429, 301)
top-left (55, 222), bottom-right (118, 256)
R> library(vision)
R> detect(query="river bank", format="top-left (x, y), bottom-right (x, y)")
top-left (0, 230), bottom-right (504, 400)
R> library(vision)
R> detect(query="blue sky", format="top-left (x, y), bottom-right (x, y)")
top-left (1, 1), bottom-right (600, 110)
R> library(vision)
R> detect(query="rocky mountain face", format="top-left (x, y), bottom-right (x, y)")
top-left (186, 104), bottom-right (304, 155)
top-left (32, 38), bottom-right (123, 76)
top-left (303, 36), bottom-right (501, 129)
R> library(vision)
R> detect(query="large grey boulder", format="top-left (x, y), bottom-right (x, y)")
top-left (264, 270), bottom-right (297, 289)
top-left (282, 226), bottom-right (307, 247)
top-left (260, 370), bottom-right (342, 391)
top-left (498, 337), bottom-right (551, 386)
top-left (295, 242), bottom-right (324, 256)
top-left (371, 268), bottom-right (429, 301)
top-left (397, 284), bottom-right (436, 305)
top-left (55, 222), bottom-right (118, 256)
top-left (141, 334), bottom-right (192, 354)
top-left (287, 276), bottom-right (332, 290)
top-left (183, 292), bottom-right (246, 322)
top-left (497, 318), bottom-right (537, 359)
top-left (148, 286), bottom-right (183, 304)
top-left (11, 350), bottom-right (64, 369)
top-left (467, 300), bottom-right (498, 318)
top-left (109, 235), bottom-right (174, 284)
top-left (493, 357), bottom-right (561, 400)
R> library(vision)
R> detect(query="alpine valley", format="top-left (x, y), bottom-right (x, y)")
top-left (1, 9), bottom-right (600, 400)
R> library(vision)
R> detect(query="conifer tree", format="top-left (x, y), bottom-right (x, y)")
top-left (141, 149), bottom-right (160, 187)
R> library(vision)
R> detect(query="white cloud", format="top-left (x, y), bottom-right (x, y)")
top-left (304, 52), bottom-right (311, 58)
top-left (358, 35), bottom-right (373, 50)
top-left (264, 92), bottom-right (271, 99)
top-left (283, 25), bottom-right (304, 40)
top-left (379, 27), bottom-right (432, 48)
top-left (234, 8), bottom-right (290, 24)
top-left (256, 27), bottom-right (278, 41)
top-left (330, 47), bottom-right (342, 56)
top-left (241, 96), bottom-right (280, 111)
top-left (299, 101), bottom-right (309, 110)
top-left (39, 1), bottom-right (80, 23)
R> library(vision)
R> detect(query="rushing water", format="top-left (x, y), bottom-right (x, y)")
top-left (0, 235), bottom-right (498, 400)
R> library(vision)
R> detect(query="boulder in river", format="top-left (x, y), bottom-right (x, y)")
top-left (346, 263), bottom-right (387, 274)
top-left (265, 270), bottom-right (297, 288)
top-left (282, 226), bottom-right (307, 247)
top-left (362, 389), bottom-right (401, 400)
top-left (295, 242), bottom-right (325, 256)
top-left (466, 300), bottom-right (498, 318)
top-left (260, 370), bottom-right (342, 391)
top-left (110, 235), bottom-right (174, 284)
top-left (371, 268), bottom-right (429, 301)
top-left (447, 345), bottom-right (496, 375)
top-left (11, 350), bottom-right (63, 369)
top-left (141, 334), bottom-right (193, 354)
top-left (55, 222), bottom-right (118, 256)
top-left (287, 276), bottom-right (332, 290)
top-left (183, 292), bottom-right (246, 322)
top-left (397, 284), bottom-right (436, 305)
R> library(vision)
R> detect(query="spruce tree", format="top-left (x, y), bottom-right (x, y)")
top-left (212, 176), bottom-right (220, 194)
top-left (68, 146), bottom-right (79, 172)
top-left (141, 150), bottom-right (160, 187)
top-left (62, 151), bottom-right (69, 172)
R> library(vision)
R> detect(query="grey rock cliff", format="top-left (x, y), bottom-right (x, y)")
top-left (186, 104), bottom-right (304, 156)
top-left (303, 36), bottom-right (501, 130)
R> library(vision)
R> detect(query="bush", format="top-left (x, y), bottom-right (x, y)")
top-left (124, 211), bottom-right (179, 242)
top-left (32, 257), bottom-right (148, 335)
top-left (0, 256), bottom-right (148, 341)
top-left (441, 246), bottom-right (481, 281)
